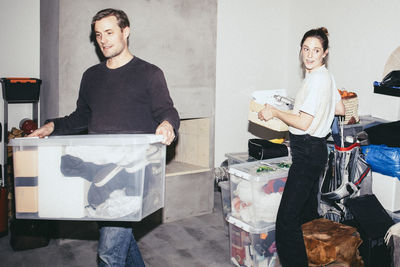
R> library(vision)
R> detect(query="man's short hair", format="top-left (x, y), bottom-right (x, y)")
top-left (91, 8), bottom-right (130, 31)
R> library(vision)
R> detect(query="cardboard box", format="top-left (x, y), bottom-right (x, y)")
top-left (248, 100), bottom-right (289, 132)
top-left (9, 134), bottom-right (166, 221)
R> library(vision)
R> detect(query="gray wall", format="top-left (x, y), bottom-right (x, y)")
top-left (41, 0), bottom-right (217, 121)
top-left (40, 0), bottom-right (60, 122)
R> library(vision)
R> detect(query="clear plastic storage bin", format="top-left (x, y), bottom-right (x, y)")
top-left (342, 115), bottom-right (387, 138)
top-left (219, 180), bottom-right (231, 232)
top-left (225, 152), bottom-right (257, 166)
top-left (227, 215), bottom-right (280, 267)
top-left (9, 134), bottom-right (165, 221)
top-left (229, 157), bottom-right (291, 228)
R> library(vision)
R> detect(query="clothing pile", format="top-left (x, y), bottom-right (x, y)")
top-left (230, 161), bottom-right (290, 226)
top-left (60, 144), bottom-right (163, 219)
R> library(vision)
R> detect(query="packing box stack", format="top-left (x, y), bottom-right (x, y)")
top-left (9, 134), bottom-right (166, 221)
top-left (225, 157), bottom-right (291, 266)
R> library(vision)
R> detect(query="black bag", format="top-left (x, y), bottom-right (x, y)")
top-left (346, 194), bottom-right (394, 267)
top-left (381, 70), bottom-right (400, 88)
top-left (248, 139), bottom-right (288, 160)
top-left (364, 120), bottom-right (400, 147)
top-left (9, 218), bottom-right (50, 251)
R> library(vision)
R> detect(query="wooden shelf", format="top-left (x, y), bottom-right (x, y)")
top-left (166, 161), bottom-right (210, 177)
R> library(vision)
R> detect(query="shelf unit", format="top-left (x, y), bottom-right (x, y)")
top-left (163, 117), bottom-right (214, 222)
top-left (3, 101), bottom-right (39, 186)
top-left (0, 78), bottom-right (41, 237)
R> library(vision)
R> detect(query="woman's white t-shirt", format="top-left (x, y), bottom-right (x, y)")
top-left (289, 65), bottom-right (341, 138)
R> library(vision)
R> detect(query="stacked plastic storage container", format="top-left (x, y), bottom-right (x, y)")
top-left (228, 215), bottom-right (278, 267)
top-left (9, 134), bottom-right (166, 221)
top-left (227, 156), bottom-right (291, 266)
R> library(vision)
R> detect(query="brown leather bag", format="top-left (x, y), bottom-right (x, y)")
top-left (302, 218), bottom-right (364, 267)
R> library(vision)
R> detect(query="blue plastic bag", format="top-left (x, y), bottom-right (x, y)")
top-left (361, 144), bottom-right (400, 180)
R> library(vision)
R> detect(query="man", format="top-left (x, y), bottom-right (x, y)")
top-left (30, 8), bottom-right (180, 266)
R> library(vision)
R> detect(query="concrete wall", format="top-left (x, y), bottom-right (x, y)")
top-left (41, 0), bottom-right (216, 120)
top-left (40, 0), bottom-right (59, 122)
top-left (215, 0), bottom-right (400, 165)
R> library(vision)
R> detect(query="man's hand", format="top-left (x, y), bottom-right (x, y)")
top-left (28, 122), bottom-right (55, 138)
top-left (155, 121), bottom-right (175, 145)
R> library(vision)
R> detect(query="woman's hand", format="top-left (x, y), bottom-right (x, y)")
top-left (258, 104), bottom-right (276, 122)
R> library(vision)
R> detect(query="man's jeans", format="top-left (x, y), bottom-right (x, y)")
top-left (276, 133), bottom-right (327, 267)
top-left (98, 223), bottom-right (145, 267)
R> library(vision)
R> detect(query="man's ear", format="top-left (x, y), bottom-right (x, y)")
top-left (123, 27), bottom-right (130, 39)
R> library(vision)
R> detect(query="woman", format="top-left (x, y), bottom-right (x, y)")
top-left (258, 27), bottom-right (345, 266)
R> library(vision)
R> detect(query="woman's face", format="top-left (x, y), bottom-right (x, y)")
top-left (301, 37), bottom-right (328, 73)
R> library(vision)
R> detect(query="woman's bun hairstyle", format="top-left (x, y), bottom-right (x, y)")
top-left (318, 27), bottom-right (329, 37)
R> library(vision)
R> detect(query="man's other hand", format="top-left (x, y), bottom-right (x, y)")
top-left (155, 121), bottom-right (175, 145)
top-left (28, 122), bottom-right (55, 138)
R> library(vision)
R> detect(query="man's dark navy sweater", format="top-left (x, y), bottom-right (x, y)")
top-left (50, 56), bottom-right (180, 135)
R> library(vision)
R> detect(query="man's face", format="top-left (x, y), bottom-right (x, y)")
top-left (94, 16), bottom-right (129, 59)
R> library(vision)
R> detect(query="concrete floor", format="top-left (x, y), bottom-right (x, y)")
top-left (0, 191), bottom-right (232, 267)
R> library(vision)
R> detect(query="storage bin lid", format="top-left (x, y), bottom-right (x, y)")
top-left (8, 134), bottom-right (164, 147)
top-left (218, 180), bottom-right (230, 190)
top-left (225, 152), bottom-right (255, 163)
top-left (227, 214), bottom-right (275, 233)
top-left (228, 156), bottom-right (291, 182)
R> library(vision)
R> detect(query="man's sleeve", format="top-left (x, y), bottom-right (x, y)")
top-left (148, 68), bottom-right (180, 135)
top-left (46, 79), bottom-right (90, 135)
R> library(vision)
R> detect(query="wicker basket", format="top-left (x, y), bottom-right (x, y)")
top-left (342, 96), bottom-right (359, 124)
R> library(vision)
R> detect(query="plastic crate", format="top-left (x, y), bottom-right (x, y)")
top-left (228, 157), bottom-right (291, 228)
top-left (342, 115), bottom-right (387, 138)
top-left (1, 78), bottom-right (41, 102)
top-left (9, 134), bottom-right (165, 221)
top-left (225, 152), bottom-right (257, 166)
top-left (227, 215), bottom-right (280, 267)
top-left (219, 180), bottom-right (231, 232)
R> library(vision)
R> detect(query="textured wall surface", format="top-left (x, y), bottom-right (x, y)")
top-left (40, 0), bottom-right (60, 122)
top-left (41, 0), bottom-right (217, 119)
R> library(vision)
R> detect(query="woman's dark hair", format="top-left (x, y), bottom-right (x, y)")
top-left (300, 27), bottom-right (329, 51)
top-left (91, 8), bottom-right (130, 31)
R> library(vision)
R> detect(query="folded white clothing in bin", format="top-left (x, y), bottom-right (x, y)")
top-left (38, 146), bottom-right (88, 218)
